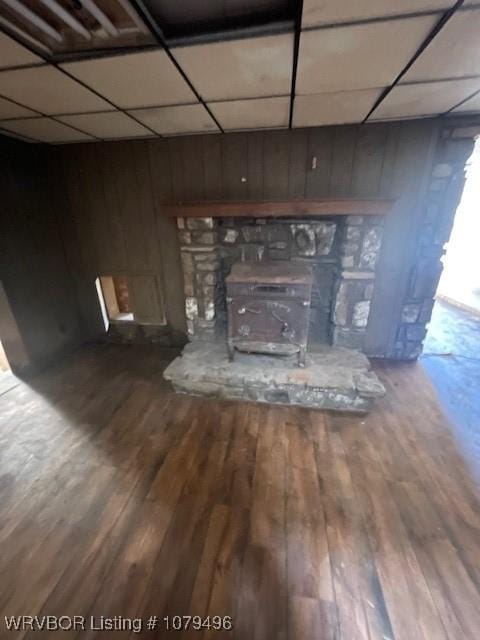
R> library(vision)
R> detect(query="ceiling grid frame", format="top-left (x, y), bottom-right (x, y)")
top-left (449, 86), bottom-right (480, 113)
top-left (301, 1), bottom-right (458, 30)
top-left (0, 55), bottom-right (161, 140)
top-left (0, 0), bottom-right (479, 142)
top-left (128, 0), bottom-right (225, 133)
top-left (0, 13), bottom-right (164, 140)
top-left (363, 0), bottom-right (468, 121)
top-left (288, 0), bottom-right (304, 128)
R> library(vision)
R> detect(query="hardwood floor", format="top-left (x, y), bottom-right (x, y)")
top-left (0, 344), bottom-right (479, 639)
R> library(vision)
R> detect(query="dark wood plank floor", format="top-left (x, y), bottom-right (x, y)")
top-left (0, 344), bottom-right (479, 639)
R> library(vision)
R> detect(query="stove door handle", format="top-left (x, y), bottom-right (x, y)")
top-left (238, 306), bottom-right (261, 315)
top-left (271, 310), bottom-right (287, 326)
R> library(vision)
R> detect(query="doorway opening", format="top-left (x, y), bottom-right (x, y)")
top-left (424, 136), bottom-right (480, 355)
top-left (436, 137), bottom-right (480, 316)
top-left (421, 136), bottom-right (480, 478)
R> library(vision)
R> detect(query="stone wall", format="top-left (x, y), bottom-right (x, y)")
top-left (177, 214), bottom-right (384, 351)
top-left (177, 216), bottom-right (220, 340)
top-left (333, 216), bottom-right (384, 350)
top-left (394, 127), bottom-right (475, 359)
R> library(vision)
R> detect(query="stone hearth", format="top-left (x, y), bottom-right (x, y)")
top-left (168, 212), bottom-right (386, 413)
top-left (164, 341), bottom-right (385, 413)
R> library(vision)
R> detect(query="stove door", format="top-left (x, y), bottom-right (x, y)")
top-left (228, 297), bottom-right (309, 354)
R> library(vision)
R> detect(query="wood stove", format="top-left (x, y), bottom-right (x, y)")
top-left (226, 261), bottom-right (313, 367)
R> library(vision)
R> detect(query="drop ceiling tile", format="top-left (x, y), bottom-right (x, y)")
top-left (61, 50), bottom-right (197, 109)
top-left (0, 31), bottom-right (42, 69)
top-left (370, 78), bottom-right (480, 120)
top-left (302, 0), bottom-right (453, 28)
top-left (0, 117), bottom-right (94, 143)
top-left (0, 96), bottom-right (37, 120)
top-left (56, 111), bottom-right (153, 139)
top-left (0, 65), bottom-right (111, 115)
top-left (296, 16), bottom-right (437, 94)
top-left (129, 104), bottom-right (219, 136)
top-left (402, 8), bottom-right (480, 82)
top-left (209, 96), bottom-right (290, 131)
top-left (172, 34), bottom-right (293, 101)
top-left (293, 89), bottom-right (383, 127)
top-left (452, 90), bottom-right (480, 113)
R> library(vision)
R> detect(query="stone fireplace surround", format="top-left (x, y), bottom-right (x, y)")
top-left (164, 210), bottom-right (387, 412)
top-left (176, 213), bottom-right (384, 352)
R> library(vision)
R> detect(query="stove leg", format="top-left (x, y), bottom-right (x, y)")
top-left (298, 347), bottom-right (306, 368)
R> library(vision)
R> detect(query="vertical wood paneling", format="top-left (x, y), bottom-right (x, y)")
top-left (305, 128), bottom-right (334, 197)
top-left (288, 129), bottom-right (308, 198)
top-left (73, 146), bottom-right (97, 271)
top-left (48, 148), bottom-right (83, 278)
top-left (351, 124), bottom-right (389, 196)
top-left (180, 136), bottom-right (205, 201)
top-left (222, 133), bottom-right (248, 200)
top-left (109, 141), bottom-right (151, 272)
top-left (263, 130), bottom-right (290, 199)
top-left (129, 274), bottom-right (165, 324)
top-left (95, 143), bottom-right (128, 272)
top-left (62, 147), bottom-right (95, 275)
top-left (147, 139), bottom-right (186, 333)
top-left (154, 212), bottom-right (185, 333)
top-left (168, 138), bottom-right (185, 202)
top-left (0, 140), bottom-right (83, 367)
top-left (52, 120), bottom-right (441, 354)
top-left (202, 135), bottom-right (222, 200)
top-left (79, 144), bottom-right (112, 274)
top-left (130, 141), bottom-right (162, 273)
top-left (247, 131), bottom-right (264, 199)
top-left (329, 126), bottom-right (357, 195)
top-left (147, 139), bottom-right (173, 204)
top-left (379, 123), bottom-right (401, 195)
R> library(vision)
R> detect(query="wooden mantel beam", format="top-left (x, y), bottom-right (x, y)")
top-left (163, 199), bottom-right (394, 218)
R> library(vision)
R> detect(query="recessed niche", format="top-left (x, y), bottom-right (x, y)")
top-left (98, 275), bottom-right (134, 325)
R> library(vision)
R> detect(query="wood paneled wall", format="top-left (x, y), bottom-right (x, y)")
top-left (0, 138), bottom-right (82, 372)
top-left (51, 141), bottom-right (186, 335)
top-left (50, 119), bottom-right (440, 356)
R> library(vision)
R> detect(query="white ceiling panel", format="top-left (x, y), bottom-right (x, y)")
top-left (209, 96), bottom-right (290, 131)
top-left (0, 65), bottom-right (111, 114)
top-left (129, 104), bottom-right (219, 136)
top-left (370, 78), bottom-right (480, 120)
top-left (302, 0), bottom-right (453, 28)
top-left (451, 90), bottom-right (480, 113)
top-left (61, 50), bottom-right (197, 109)
top-left (293, 89), bottom-right (383, 127)
top-left (0, 31), bottom-right (42, 69)
top-left (296, 16), bottom-right (437, 94)
top-left (57, 111), bottom-right (153, 139)
top-left (172, 34), bottom-right (293, 101)
top-left (0, 95), bottom-right (36, 119)
top-left (0, 117), bottom-right (94, 143)
top-left (402, 8), bottom-right (480, 82)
